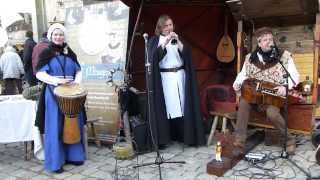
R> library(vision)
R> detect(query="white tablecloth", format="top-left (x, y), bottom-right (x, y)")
top-left (0, 95), bottom-right (44, 160)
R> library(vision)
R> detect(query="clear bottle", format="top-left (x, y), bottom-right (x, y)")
top-left (215, 141), bottom-right (222, 162)
top-left (301, 76), bottom-right (313, 96)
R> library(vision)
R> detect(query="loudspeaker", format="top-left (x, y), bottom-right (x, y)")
top-left (316, 144), bottom-right (320, 165)
top-left (130, 116), bottom-right (152, 153)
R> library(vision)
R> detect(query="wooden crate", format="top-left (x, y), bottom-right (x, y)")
top-left (249, 104), bottom-right (314, 134)
top-left (314, 106), bottom-right (320, 118)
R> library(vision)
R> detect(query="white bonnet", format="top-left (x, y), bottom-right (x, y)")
top-left (47, 23), bottom-right (66, 41)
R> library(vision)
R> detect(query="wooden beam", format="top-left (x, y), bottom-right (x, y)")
top-left (143, 0), bottom-right (225, 6)
top-left (313, 13), bottom-right (320, 104)
top-left (248, 122), bottom-right (311, 135)
top-left (250, 14), bottom-right (316, 28)
top-left (228, 0), bottom-right (318, 25)
top-left (236, 20), bottom-right (243, 73)
top-left (236, 20), bottom-right (244, 103)
top-left (241, 0), bottom-right (317, 18)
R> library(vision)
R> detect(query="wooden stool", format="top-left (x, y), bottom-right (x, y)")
top-left (87, 117), bottom-right (102, 147)
top-left (83, 126), bottom-right (89, 159)
top-left (207, 111), bottom-right (236, 146)
top-left (24, 141), bottom-right (33, 160)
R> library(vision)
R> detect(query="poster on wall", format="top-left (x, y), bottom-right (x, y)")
top-left (0, 0), bottom-right (37, 48)
top-left (65, 1), bottom-right (129, 143)
top-left (0, 12), bottom-right (33, 48)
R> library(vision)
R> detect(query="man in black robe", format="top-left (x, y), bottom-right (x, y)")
top-left (146, 14), bottom-right (205, 147)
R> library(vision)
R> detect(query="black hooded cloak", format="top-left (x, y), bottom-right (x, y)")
top-left (147, 36), bottom-right (205, 146)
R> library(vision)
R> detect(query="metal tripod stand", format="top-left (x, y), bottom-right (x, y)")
top-left (275, 53), bottom-right (313, 179)
top-left (133, 33), bottom-right (186, 180)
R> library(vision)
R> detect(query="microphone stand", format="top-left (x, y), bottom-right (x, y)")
top-left (133, 34), bottom-right (186, 180)
top-left (275, 55), bottom-right (312, 179)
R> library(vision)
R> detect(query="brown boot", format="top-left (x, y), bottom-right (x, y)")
top-left (233, 140), bottom-right (246, 157)
top-left (286, 138), bottom-right (296, 155)
top-left (233, 141), bottom-right (245, 149)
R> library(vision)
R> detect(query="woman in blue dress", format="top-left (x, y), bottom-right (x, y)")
top-left (35, 23), bottom-right (86, 173)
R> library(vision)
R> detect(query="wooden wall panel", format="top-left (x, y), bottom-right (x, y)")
top-left (251, 25), bottom-right (314, 54)
top-left (274, 26), bottom-right (314, 54)
top-left (293, 53), bottom-right (314, 81)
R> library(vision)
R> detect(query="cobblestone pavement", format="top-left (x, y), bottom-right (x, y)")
top-left (0, 134), bottom-right (320, 180)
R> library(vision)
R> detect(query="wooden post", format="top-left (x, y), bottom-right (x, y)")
top-left (236, 20), bottom-right (244, 103)
top-left (313, 14), bottom-right (320, 104)
top-left (236, 20), bottom-right (244, 74)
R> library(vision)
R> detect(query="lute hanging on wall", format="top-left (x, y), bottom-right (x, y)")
top-left (216, 14), bottom-right (235, 63)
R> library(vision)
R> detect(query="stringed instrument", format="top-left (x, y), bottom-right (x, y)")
top-left (241, 78), bottom-right (302, 108)
top-left (216, 14), bottom-right (235, 63)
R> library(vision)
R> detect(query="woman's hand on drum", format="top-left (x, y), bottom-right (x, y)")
top-left (67, 80), bottom-right (80, 85)
top-left (58, 79), bottom-right (72, 85)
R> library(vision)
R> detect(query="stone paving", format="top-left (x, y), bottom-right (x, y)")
top-left (0, 134), bottom-right (320, 180)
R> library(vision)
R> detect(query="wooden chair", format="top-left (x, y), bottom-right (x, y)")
top-left (201, 84), bottom-right (237, 146)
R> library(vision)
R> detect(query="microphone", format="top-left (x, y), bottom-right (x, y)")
top-left (143, 33), bottom-right (148, 42)
top-left (270, 45), bottom-right (275, 49)
top-left (270, 45), bottom-right (277, 59)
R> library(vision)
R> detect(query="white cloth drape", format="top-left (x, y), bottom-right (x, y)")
top-left (0, 95), bottom-right (43, 160)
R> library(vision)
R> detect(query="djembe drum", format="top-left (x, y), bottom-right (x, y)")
top-left (54, 84), bottom-right (87, 144)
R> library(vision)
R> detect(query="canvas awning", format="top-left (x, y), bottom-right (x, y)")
top-left (121, 0), bottom-right (224, 6)
top-left (121, 0), bottom-right (318, 26)
top-left (226, 0), bottom-right (318, 26)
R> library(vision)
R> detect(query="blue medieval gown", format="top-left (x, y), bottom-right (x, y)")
top-left (38, 55), bottom-right (86, 172)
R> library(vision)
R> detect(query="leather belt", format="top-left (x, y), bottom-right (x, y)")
top-left (160, 66), bottom-right (184, 72)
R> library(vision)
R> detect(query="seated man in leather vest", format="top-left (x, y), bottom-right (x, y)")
top-left (233, 27), bottom-right (300, 154)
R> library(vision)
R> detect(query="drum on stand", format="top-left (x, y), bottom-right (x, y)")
top-left (54, 84), bottom-right (87, 144)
